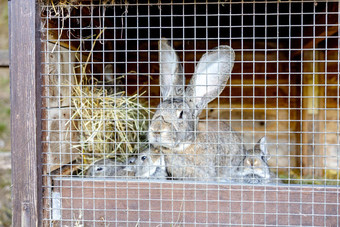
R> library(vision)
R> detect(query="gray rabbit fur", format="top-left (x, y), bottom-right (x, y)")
top-left (101, 65), bottom-right (125, 95)
top-left (127, 146), bottom-right (168, 180)
top-left (148, 39), bottom-right (245, 182)
top-left (85, 158), bottom-right (135, 178)
top-left (236, 137), bottom-right (276, 184)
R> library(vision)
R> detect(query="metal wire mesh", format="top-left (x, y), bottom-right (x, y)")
top-left (40, 1), bottom-right (340, 226)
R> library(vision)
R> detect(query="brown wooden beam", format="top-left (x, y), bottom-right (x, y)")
top-left (51, 178), bottom-right (340, 226)
top-left (10, 0), bottom-right (43, 226)
top-left (301, 50), bottom-right (314, 176)
top-left (301, 49), bottom-right (327, 177)
top-left (316, 50), bottom-right (326, 178)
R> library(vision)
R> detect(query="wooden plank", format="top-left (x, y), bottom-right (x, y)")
top-left (316, 50), bottom-right (326, 177)
top-left (9, 0), bottom-right (42, 226)
top-left (291, 68), bottom-right (303, 172)
top-left (43, 42), bottom-right (77, 108)
top-left (41, 38), bottom-right (53, 227)
top-left (302, 50), bottom-right (315, 176)
top-left (302, 50), bottom-right (327, 177)
top-left (50, 178), bottom-right (340, 226)
top-left (43, 108), bottom-right (80, 173)
top-left (0, 50), bottom-right (9, 67)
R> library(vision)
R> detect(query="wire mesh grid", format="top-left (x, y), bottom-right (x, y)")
top-left (40, 1), bottom-right (340, 226)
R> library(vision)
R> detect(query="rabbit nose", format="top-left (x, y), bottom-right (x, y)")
top-left (253, 159), bottom-right (260, 167)
top-left (246, 158), bottom-right (256, 167)
top-left (153, 131), bottom-right (162, 136)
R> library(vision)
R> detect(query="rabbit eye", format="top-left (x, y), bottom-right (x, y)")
top-left (128, 157), bottom-right (136, 164)
top-left (178, 110), bottom-right (184, 119)
top-left (96, 167), bottom-right (104, 171)
top-left (141, 156), bottom-right (147, 161)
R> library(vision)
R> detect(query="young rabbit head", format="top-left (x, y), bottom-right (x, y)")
top-left (102, 64), bottom-right (125, 95)
top-left (241, 137), bottom-right (272, 183)
top-left (148, 39), bottom-right (235, 149)
top-left (85, 158), bottom-right (135, 178)
top-left (129, 146), bottom-right (168, 179)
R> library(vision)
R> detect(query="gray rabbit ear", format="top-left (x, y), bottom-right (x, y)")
top-left (186, 45), bottom-right (235, 117)
top-left (258, 137), bottom-right (271, 161)
top-left (104, 64), bottom-right (114, 81)
top-left (159, 39), bottom-right (185, 100)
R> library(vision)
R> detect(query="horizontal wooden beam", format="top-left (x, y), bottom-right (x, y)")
top-left (50, 178), bottom-right (340, 226)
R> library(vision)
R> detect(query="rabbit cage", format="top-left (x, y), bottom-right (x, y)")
top-left (10, 0), bottom-right (340, 226)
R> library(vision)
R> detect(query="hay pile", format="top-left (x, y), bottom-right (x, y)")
top-left (70, 76), bottom-right (150, 164)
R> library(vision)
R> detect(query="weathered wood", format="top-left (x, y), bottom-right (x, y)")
top-left (302, 50), bottom-right (327, 177)
top-left (0, 50), bottom-right (9, 67)
top-left (302, 50), bottom-right (315, 176)
top-left (291, 67), bottom-right (303, 171)
top-left (10, 0), bottom-right (42, 226)
top-left (316, 50), bottom-right (326, 177)
top-left (324, 110), bottom-right (340, 169)
top-left (50, 178), bottom-right (340, 226)
top-left (41, 38), bottom-right (52, 227)
top-left (43, 108), bottom-right (80, 172)
top-left (43, 42), bottom-right (77, 108)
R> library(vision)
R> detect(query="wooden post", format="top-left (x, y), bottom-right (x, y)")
top-left (10, 0), bottom-right (42, 226)
top-left (291, 62), bottom-right (303, 173)
top-left (316, 50), bottom-right (326, 177)
top-left (301, 50), bottom-right (312, 176)
top-left (297, 2), bottom-right (339, 178)
top-left (301, 49), bottom-right (325, 177)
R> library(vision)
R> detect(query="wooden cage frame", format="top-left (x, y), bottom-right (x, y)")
top-left (10, 0), bottom-right (340, 226)
top-left (10, 0), bottom-right (43, 226)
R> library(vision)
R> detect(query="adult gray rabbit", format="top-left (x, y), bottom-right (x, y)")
top-left (236, 137), bottom-right (276, 184)
top-left (85, 158), bottom-right (135, 178)
top-left (148, 39), bottom-right (245, 182)
top-left (127, 146), bottom-right (168, 180)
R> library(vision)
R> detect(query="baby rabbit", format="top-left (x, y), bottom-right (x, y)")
top-left (127, 146), bottom-right (168, 180)
top-left (236, 137), bottom-right (275, 184)
top-left (102, 65), bottom-right (125, 95)
top-left (85, 158), bottom-right (135, 178)
top-left (148, 39), bottom-right (245, 182)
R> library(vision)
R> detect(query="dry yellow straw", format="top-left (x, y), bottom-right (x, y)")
top-left (66, 29), bottom-right (150, 164)
top-left (70, 77), bottom-right (150, 163)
